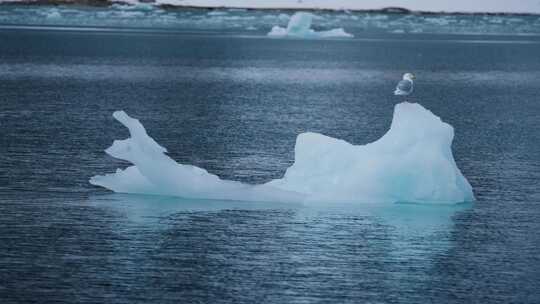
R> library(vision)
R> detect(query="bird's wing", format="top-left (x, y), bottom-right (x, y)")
top-left (395, 79), bottom-right (413, 94)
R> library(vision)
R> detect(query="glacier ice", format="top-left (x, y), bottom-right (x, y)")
top-left (266, 102), bottom-right (474, 203)
top-left (90, 102), bottom-right (474, 204)
top-left (89, 111), bottom-right (303, 203)
top-left (267, 12), bottom-right (353, 38)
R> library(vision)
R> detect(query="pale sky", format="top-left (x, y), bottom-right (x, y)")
top-left (165, 0), bottom-right (540, 13)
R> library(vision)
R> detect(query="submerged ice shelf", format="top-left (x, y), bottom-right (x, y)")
top-left (90, 102), bottom-right (474, 204)
top-left (267, 12), bottom-right (353, 38)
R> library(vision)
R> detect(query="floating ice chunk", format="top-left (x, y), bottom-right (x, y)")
top-left (44, 9), bottom-right (61, 19)
top-left (91, 103), bottom-right (474, 204)
top-left (278, 13), bottom-right (291, 21)
top-left (267, 26), bottom-right (288, 36)
top-left (132, 2), bottom-right (155, 10)
top-left (207, 11), bottom-right (228, 16)
top-left (111, 2), bottom-right (155, 10)
top-left (117, 11), bottom-right (146, 18)
top-left (90, 111), bottom-right (303, 203)
top-left (267, 12), bottom-right (353, 38)
top-left (285, 12), bottom-right (314, 33)
top-left (316, 28), bottom-right (355, 38)
top-left (267, 103), bottom-right (474, 204)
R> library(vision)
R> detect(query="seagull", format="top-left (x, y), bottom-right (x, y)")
top-left (394, 73), bottom-right (415, 96)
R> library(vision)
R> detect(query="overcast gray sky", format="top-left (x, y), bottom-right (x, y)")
top-left (173, 0), bottom-right (540, 13)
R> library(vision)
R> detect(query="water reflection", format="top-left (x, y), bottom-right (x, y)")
top-left (83, 193), bottom-right (471, 302)
top-left (87, 193), bottom-right (302, 223)
top-left (87, 193), bottom-right (470, 229)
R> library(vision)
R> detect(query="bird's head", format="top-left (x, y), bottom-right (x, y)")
top-left (403, 73), bottom-right (416, 80)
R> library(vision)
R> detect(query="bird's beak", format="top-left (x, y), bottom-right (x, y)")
top-left (411, 74), bottom-right (416, 79)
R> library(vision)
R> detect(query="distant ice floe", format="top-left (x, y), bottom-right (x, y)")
top-left (90, 102), bottom-right (474, 204)
top-left (111, 2), bottom-right (155, 10)
top-left (44, 8), bottom-right (61, 19)
top-left (267, 12), bottom-right (353, 38)
top-left (207, 10), bottom-right (228, 16)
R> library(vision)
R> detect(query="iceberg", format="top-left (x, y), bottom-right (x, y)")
top-left (267, 102), bottom-right (474, 204)
top-left (267, 12), bottom-right (353, 38)
top-left (90, 103), bottom-right (474, 204)
top-left (89, 111), bottom-right (303, 203)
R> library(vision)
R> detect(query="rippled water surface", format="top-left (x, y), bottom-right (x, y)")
top-left (1, 24), bottom-right (540, 303)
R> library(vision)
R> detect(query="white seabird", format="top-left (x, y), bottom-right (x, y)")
top-left (394, 73), bottom-right (415, 96)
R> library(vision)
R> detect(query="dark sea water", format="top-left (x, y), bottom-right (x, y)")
top-left (1, 25), bottom-right (540, 303)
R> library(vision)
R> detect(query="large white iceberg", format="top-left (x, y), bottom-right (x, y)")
top-left (267, 12), bottom-right (353, 38)
top-left (90, 102), bottom-right (474, 204)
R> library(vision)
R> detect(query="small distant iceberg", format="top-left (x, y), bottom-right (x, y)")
top-left (90, 102), bottom-right (474, 204)
top-left (44, 8), bottom-right (61, 19)
top-left (111, 2), bottom-right (155, 10)
top-left (267, 12), bottom-right (354, 38)
top-left (207, 10), bottom-right (228, 16)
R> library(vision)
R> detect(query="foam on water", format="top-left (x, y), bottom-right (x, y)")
top-left (90, 102), bottom-right (474, 204)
